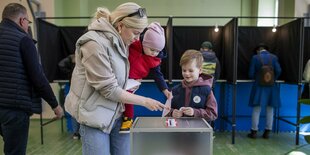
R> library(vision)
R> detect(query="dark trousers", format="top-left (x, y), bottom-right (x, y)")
top-left (0, 108), bottom-right (30, 155)
top-left (302, 83), bottom-right (310, 99)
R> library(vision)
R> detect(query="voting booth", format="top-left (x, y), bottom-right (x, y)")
top-left (130, 117), bottom-right (213, 155)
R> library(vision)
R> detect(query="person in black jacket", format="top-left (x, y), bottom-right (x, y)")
top-left (200, 41), bottom-right (221, 88)
top-left (58, 54), bottom-right (75, 81)
top-left (58, 54), bottom-right (80, 139)
top-left (0, 3), bottom-right (63, 155)
top-left (302, 59), bottom-right (310, 99)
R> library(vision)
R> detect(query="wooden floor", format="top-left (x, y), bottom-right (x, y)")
top-left (0, 119), bottom-right (309, 155)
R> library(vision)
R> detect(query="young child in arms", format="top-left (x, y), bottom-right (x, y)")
top-left (121, 22), bottom-right (172, 133)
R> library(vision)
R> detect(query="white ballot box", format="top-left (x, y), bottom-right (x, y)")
top-left (130, 117), bottom-right (213, 155)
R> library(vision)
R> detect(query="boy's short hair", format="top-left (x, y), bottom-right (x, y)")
top-left (180, 49), bottom-right (203, 68)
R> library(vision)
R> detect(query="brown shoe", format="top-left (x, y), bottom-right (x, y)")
top-left (247, 129), bottom-right (257, 139)
top-left (262, 129), bottom-right (271, 139)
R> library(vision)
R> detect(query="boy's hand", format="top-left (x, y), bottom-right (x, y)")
top-left (180, 107), bottom-right (194, 116)
top-left (172, 109), bottom-right (183, 118)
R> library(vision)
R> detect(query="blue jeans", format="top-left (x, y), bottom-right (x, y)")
top-left (72, 117), bottom-right (80, 134)
top-left (0, 108), bottom-right (30, 155)
top-left (80, 117), bottom-right (129, 155)
top-left (251, 106), bottom-right (274, 130)
top-left (64, 112), bottom-right (80, 133)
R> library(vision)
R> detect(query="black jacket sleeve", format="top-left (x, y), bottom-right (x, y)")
top-left (149, 65), bottom-right (168, 91)
top-left (20, 37), bottom-right (58, 109)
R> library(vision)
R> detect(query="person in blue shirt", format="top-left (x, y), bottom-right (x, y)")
top-left (247, 43), bottom-right (282, 139)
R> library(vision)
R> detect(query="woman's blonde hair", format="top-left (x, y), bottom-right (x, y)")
top-left (94, 2), bottom-right (148, 29)
top-left (180, 49), bottom-right (203, 68)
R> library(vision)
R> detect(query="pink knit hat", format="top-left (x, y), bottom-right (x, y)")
top-left (142, 22), bottom-right (165, 51)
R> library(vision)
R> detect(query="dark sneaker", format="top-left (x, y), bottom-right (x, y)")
top-left (119, 117), bottom-right (133, 134)
top-left (262, 129), bottom-right (271, 139)
top-left (72, 133), bottom-right (80, 140)
top-left (247, 129), bottom-right (257, 139)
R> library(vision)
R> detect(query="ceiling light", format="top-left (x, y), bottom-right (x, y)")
top-left (214, 24), bottom-right (219, 32)
top-left (272, 25), bottom-right (277, 32)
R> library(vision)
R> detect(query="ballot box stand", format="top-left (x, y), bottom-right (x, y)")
top-left (130, 117), bottom-right (213, 155)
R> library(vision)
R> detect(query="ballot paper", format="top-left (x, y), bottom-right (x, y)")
top-left (165, 118), bottom-right (177, 127)
top-left (162, 98), bottom-right (172, 117)
top-left (125, 79), bottom-right (141, 90)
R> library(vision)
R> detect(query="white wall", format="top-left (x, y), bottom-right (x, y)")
top-left (295, 0), bottom-right (309, 17)
top-left (257, 0), bottom-right (277, 26)
top-left (0, 0), bottom-right (54, 22)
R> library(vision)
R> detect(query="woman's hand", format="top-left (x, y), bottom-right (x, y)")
top-left (143, 97), bottom-right (170, 111)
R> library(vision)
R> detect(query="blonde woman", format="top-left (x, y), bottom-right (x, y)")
top-left (65, 2), bottom-right (169, 155)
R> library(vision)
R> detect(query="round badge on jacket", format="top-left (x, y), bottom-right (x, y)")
top-left (193, 96), bottom-right (201, 103)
